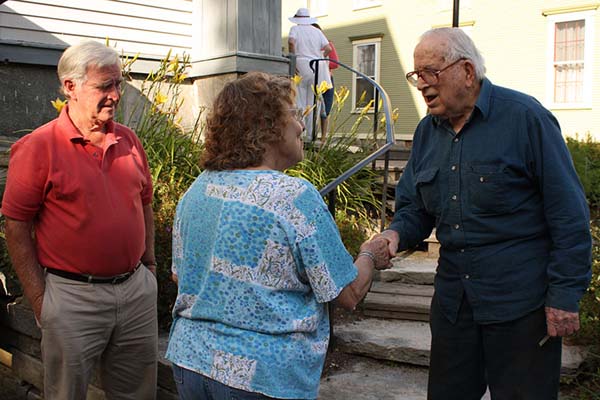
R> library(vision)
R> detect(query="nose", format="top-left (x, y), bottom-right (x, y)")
top-left (107, 84), bottom-right (121, 101)
top-left (416, 76), bottom-right (429, 91)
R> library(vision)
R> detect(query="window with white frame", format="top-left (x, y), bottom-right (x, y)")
top-left (546, 11), bottom-right (594, 108)
top-left (352, 37), bottom-right (381, 111)
top-left (308, 0), bottom-right (328, 17)
top-left (353, 0), bottom-right (382, 11)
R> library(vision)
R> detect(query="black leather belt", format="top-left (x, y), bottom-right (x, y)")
top-left (44, 262), bottom-right (141, 284)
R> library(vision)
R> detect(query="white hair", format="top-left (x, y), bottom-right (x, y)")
top-left (57, 40), bottom-right (121, 98)
top-left (421, 27), bottom-right (486, 81)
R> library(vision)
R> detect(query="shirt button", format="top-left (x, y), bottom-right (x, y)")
top-left (454, 137), bottom-right (459, 142)
top-left (460, 249), bottom-right (465, 253)
top-left (451, 194), bottom-right (457, 201)
top-left (464, 274), bottom-right (470, 279)
top-left (454, 224), bottom-right (460, 230)
top-left (451, 165), bottom-right (457, 171)
top-left (479, 176), bottom-right (485, 182)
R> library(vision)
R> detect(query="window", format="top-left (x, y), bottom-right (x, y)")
top-left (352, 38), bottom-right (381, 111)
top-left (553, 20), bottom-right (584, 103)
top-left (308, 0), bottom-right (328, 17)
top-left (546, 11), bottom-right (594, 108)
top-left (353, 0), bottom-right (382, 11)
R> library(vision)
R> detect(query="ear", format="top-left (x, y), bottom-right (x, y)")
top-left (63, 79), bottom-right (77, 100)
top-left (463, 60), bottom-right (477, 87)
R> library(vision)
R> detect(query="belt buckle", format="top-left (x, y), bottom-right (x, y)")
top-left (111, 272), bottom-right (130, 284)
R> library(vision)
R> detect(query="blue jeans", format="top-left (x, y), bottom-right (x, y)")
top-left (320, 77), bottom-right (334, 118)
top-left (172, 364), bottom-right (306, 400)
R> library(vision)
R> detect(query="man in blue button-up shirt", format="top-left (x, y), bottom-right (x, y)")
top-left (377, 28), bottom-right (592, 399)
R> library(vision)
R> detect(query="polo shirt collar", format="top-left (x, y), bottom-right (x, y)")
top-left (56, 104), bottom-right (120, 144)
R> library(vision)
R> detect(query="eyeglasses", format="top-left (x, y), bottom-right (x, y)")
top-left (289, 107), bottom-right (306, 123)
top-left (405, 58), bottom-right (467, 87)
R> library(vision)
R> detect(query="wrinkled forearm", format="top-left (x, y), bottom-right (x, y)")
top-left (335, 256), bottom-right (374, 310)
top-left (5, 217), bottom-right (45, 318)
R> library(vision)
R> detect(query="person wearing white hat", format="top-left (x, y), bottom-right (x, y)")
top-left (288, 7), bottom-right (332, 141)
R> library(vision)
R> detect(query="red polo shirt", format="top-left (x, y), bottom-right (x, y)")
top-left (1, 107), bottom-right (153, 276)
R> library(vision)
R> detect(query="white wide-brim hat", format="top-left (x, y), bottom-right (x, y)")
top-left (288, 7), bottom-right (317, 25)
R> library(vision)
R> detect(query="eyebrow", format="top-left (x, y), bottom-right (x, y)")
top-left (95, 78), bottom-right (123, 87)
top-left (414, 64), bottom-right (439, 71)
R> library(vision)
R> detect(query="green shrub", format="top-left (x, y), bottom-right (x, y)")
top-left (117, 51), bottom-right (204, 328)
top-left (567, 134), bottom-right (600, 214)
top-left (335, 211), bottom-right (371, 258)
top-left (575, 224), bottom-right (600, 344)
top-left (566, 134), bottom-right (600, 344)
top-left (563, 135), bottom-right (600, 399)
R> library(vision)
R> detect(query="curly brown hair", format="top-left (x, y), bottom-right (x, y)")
top-left (201, 71), bottom-right (296, 170)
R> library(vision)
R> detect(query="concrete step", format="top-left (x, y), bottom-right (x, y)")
top-left (376, 252), bottom-right (437, 285)
top-left (334, 317), bottom-right (588, 376)
top-left (363, 282), bottom-right (434, 321)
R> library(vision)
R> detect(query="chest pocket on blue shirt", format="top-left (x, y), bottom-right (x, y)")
top-left (467, 163), bottom-right (511, 215)
top-left (415, 167), bottom-right (441, 216)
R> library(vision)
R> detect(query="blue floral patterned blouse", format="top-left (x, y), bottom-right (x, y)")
top-left (166, 170), bottom-right (358, 399)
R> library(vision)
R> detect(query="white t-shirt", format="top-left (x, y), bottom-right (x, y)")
top-left (289, 25), bottom-right (331, 86)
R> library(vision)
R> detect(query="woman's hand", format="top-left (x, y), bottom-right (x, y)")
top-left (359, 237), bottom-right (392, 270)
top-left (370, 229), bottom-right (400, 258)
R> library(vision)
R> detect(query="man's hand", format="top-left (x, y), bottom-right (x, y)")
top-left (145, 263), bottom-right (157, 277)
top-left (545, 306), bottom-right (580, 337)
top-left (30, 293), bottom-right (44, 324)
top-left (5, 217), bottom-right (46, 323)
top-left (371, 229), bottom-right (400, 258)
top-left (359, 237), bottom-right (392, 270)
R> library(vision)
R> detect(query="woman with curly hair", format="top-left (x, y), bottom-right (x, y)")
top-left (166, 71), bottom-right (390, 400)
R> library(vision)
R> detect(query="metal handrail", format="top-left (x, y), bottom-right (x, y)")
top-left (308, 58), bottom-right (396, 231)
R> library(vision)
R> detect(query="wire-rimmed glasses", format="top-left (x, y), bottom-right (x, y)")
top-left (405, 58), bottom-right (467, 87)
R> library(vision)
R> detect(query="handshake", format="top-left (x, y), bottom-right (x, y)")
top-left (358, 229), bottom-right (400, 270)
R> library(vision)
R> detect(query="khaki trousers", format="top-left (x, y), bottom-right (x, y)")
top-left (40, 265), bottom-right (158, 400)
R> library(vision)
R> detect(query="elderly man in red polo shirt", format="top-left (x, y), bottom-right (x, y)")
top-left (2, 40), bottom-right (158, 399)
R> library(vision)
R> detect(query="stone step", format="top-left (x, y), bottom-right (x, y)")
top-left (335, 318), bottom-right (431, 367)
top-left (362, 309), bottom-right (430, 322)
top-left (318, 356), bottom-right (429, 400)
top-left (334, 317), bottom-right (588, 376)
top-left (369, 281), bottom-right (435, 297)
top-left (376, 252), bottom-right (437, 285)
top-left (363, 282), bottom-right (434, 320)
top-left (363, 295), bottom-right (432, 321)
top-left (318, 355), bottom-right (493, 400)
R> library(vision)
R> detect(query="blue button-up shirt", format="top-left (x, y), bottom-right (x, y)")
top-left (390, 78), bottom-right (592, 324)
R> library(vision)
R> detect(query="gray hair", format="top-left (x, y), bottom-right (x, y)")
top-left (421, 27), bottom-right (486, 81)
top-left (57, 40), bottom-right (121, 97)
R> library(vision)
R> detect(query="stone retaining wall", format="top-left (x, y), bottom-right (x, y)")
top-left (0, 297), bottom-right (177, 399)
